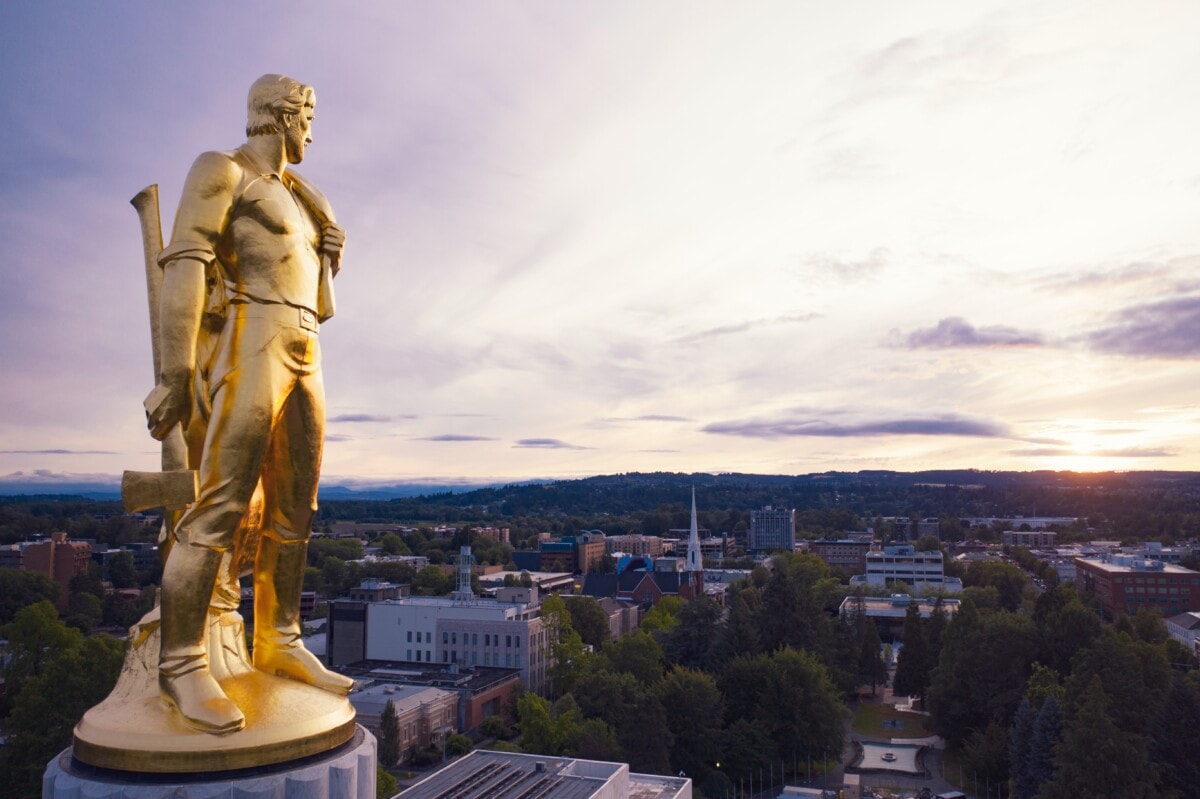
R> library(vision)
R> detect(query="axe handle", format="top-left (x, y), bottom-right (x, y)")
top-left (131, 185), bottom-right (188, 473)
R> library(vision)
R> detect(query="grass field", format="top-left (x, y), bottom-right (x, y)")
top-left (851, 701), bottom-right (932, 739)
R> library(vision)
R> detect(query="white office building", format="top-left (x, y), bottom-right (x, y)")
top-left (749, 505), bottom-right (795, 553)
top-left (850, 545), bottom-right (962, 594)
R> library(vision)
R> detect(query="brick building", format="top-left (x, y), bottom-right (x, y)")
top-left (1075, 554), bottom-right (1200, 619)
top-left (23, 533), bottom-right (91, 610)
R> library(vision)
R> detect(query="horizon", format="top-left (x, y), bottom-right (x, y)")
top-left (4, 2), bottom-right (1200, 482)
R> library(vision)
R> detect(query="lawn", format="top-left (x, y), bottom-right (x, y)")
top-left (851, 701), bottom-right (932, 739)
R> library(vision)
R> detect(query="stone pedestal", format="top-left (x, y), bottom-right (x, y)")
top-left (43, 725), bottom-right (377, 799)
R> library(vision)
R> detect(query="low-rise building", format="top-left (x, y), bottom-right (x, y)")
top-left (1166, 611), bottom-right (1200, 657)
top-left (604, 534), bottom-right (664, 558)
top-left (838, 594), bottom-right (960, 641)
top-left (1003, 530), bottom-right (1058, 549)
top-left (396, 749), bottom-right (691, 799)
top-left (349, 682), bottom-right (457, 761)
top-left (807, 538), bottom-right (873, 574)
top-left (343, 661), bottom-right (522, 732)
top-left (1075, 554), bottom-right (1200, 619)
top-left (849, 545), bottom-right (962, 594)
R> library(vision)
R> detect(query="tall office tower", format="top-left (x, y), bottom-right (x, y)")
top-left (748, 505), bottom-right (796, 554)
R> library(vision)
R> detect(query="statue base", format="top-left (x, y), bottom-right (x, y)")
top-left (73, 607), bottom-right (357, 772)
top-left (44, 725), bottom-right (376, 799)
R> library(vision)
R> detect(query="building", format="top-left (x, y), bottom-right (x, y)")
top-left (580, 563), bottom-right (705, 608)
top-left (594, 596), bottom-right (640, 640)
top-left (343, 661), bottom-right (522, 733)
top-left (838, 594), bottom-right (960, 641)
top-left (807, 538), bottom-right (873, 574)
top-left (849, 545), bottom-right (962, 594)
top-left (539, 532), bottom-right (607, 574)
top-left (1166, 611), bottom-right (1200, 657)
top-left (1003, 530), bottom-right (1058, 549)
top-left (1075, 554), bottom-right (1200, 619)
top-left (697, 535), bottom-right (735, 561)
top-left (330, 584), bottom-right (551, 695)
top-left (749, 506), bottom-right (795, 553)
top-left (396, 749), bottom-right (691, 799)
top-left (346, 579), bottom-right (408, 603)
top-left (604, 534), bottom-right (664, 558)
top-left (348, 682), bottom-right (457, 762)
top-left (23, 532), bottom-right (92, 610)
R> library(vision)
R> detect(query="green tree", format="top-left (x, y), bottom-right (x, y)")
top-left (656, 667), bottom-right (724, 782)
top-left (376, 765), bottom-right (398, 799)
top-left (0, 569), bottom-right (59, 625)
top-left (379, 698), bottom-right (401, 767)
top-left (412, 565), bottom-right (454, 596)
top-left (661, 596), bottom-right (722, 670)
top-left (964, 560), bottom-right (1029, 612)
top-left (1151, 673), bottom-right (1200, 798)
top-left (516, 693), bottom-right (561, 754)
top-left (65, 590), bottom-right (103, 634)
top-left (0, 613), bottom-right (124, 798)
top-left (639, 595), bottom-right (681, 633)
top-left (599, 629), bottom-right (664, 685)
top-left (892, 602), bottom-right (931, 701)
top-left (1040, 677), bottom-right (1157, 799)
top-left (1027, 693), bottom-right (1062, 796)
top-left (1008, 698), bottom-right (1036, 799)
top-left (107, 550), bottom-right (138, 589)
top-left (564, 596), bottom-right (611, 649)
top-left (445, 733), bottom-right (473, 757)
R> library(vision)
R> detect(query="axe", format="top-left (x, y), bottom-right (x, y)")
top-left (123, 186), bottom-right (198, 533)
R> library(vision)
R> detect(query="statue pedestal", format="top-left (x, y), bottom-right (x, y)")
top-left (43, 725), bottom-right (377, 799)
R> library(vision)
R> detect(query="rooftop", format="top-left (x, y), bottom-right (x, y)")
top-left (397, 750), bottom-right (690, 799)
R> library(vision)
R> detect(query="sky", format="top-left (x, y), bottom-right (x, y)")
top-left (2, 1), bottom-right (1200, 488)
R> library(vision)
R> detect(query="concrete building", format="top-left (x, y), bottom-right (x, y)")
top-left (1003, 530), bottom-right (1058, 549)
top-left (749, 506), bottom-right (795, 553)
top-left (1166, 611), bottom-right (1200, 657)
top-left (343, 661), bottom-right (522, 733)
top-left (396, 749), bottom-right (691, 799)
top-left (594, 596), bottom-right (640, 640)
top-left (349, 682), bottom-right (457, 762)
top-left (1075, 554), bottom-right (1200, 619)
top-left (849, 545), bottom-right (962, 594)
top-left (346, 579), bottom-right (408, 603)
top-left (807, 538), bottom-right (873, 574)
top-left (330, 587), bottom-right (551, 695)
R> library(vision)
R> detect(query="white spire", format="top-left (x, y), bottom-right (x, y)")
top-left (686, 487), bottom-right (702, 573)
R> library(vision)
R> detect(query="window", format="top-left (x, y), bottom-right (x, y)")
top-left (407, 631), bottom-right (412, 642)
top-left (473, 633), bottom-right (478, 645)
top-left (443, 632), bottom-right (448, 644)
top-left (506, 635), bottom-right (512, 647)
top-left (407, 649), bottom-right (412, 660)
top-left (452, 632), bottom-right (457, 645)
top-left (484, 634), bottom-right (490, 646)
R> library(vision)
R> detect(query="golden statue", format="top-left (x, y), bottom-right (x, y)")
top-left (73, 75), bottom-right (358, 772)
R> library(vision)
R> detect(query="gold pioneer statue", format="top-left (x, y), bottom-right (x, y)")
top-left (72, 75), bottom-right (359, 772)
top-left (148, 73), bottom-right (354, 733)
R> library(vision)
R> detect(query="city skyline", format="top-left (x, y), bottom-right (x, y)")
top-left (3, 1), bottom-right (1200, 488)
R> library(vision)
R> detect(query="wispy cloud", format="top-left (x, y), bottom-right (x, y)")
top-left (328, 413), bottom-right (411, 423)
top-left (892, 317), bottom-right (1044, 349)
top-left (514, 438), bottom-right (590, 450)
top-left (1011, 446), bottom-right (1175, 458)
top-left (1083, 296), bottom-right (1200, 359)
top-left (598, 414), bottom-right (692, 423)
top-left (417, 434), bottom-right (498, 442)
top-left (672, 313), bottom-right (819, 346)
top-left (800, 248), bottom-right (889, 282)
top-left (325, 434), bottom-right (353, 443)
top-left (703, 412), bottom-right (1009, 439)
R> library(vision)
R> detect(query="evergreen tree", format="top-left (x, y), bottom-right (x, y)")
top-left (1027, 693), bottom-right (1061, 795)
top-left (1151, 673), bottom-right (1200, 798)
top-left (1040, 677), bottom-right (1156, 799)
top-left (379, 698), bottom-right (401, 767)
top-left (656, 667), bottom-right (725, 782)
top-left (1008, 698), bottom-right (1036, 799)
top-left (892, 602), bottom-right (930, 701)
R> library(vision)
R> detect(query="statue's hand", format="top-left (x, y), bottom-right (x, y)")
top-left (321, 222), bottom-right (346, 276)
top-left (145, 375), bottom-right (192, 441)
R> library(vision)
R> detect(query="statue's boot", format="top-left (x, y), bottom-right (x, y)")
top-left (253, 535), bottom-right (355, 695)
top-left (160, 541), bottom-right (246, 733)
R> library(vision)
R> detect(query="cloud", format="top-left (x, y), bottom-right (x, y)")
top-left (324, 434), bottom-right (353, 443)
top-left (0, 449), bottom-right (118, 455)
top-left (417, 434), bottom-right (498, 442)
top-left (672, 313), bottom-right (819, 345)
top-left (1083, 296), bottom-right (1200, 359)
top-left (893, 317), bottom-right (1045, 349)
top-left (327, 413), bottom-right (410, 423)
top-left (598, 414), bottom-right (692, 423)
top-left (514, 438), bottom-right (590, 450)
top-left (703, 412), bottom-right (1009, 439)
top-left (800, 248), bottom-right (889, 282)
top-left (1010, 446), bottom-right (1175, 458)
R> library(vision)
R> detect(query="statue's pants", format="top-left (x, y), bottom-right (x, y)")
top-left (177, 302), bottom-right (323, 551)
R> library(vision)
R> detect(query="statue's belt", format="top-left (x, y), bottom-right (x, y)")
top-left (229, 301), bottom-right (319, 333)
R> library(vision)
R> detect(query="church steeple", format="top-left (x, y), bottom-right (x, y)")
top-left (686, 487), bottom-right (702, 574)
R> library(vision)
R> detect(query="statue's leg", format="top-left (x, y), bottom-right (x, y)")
top-left (159, 317), bottom-right (285, 732)
top-left (253, 364), bottom-right (353, 694)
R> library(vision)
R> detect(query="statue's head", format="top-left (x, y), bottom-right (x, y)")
top-left (246, 74), bottom-right (316, 163)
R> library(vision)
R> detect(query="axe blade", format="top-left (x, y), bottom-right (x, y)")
top-left (122, 468), bottom-right (198, 513)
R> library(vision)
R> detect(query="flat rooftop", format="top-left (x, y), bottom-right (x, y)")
top-left (397, 750), bottom-right (689, 799)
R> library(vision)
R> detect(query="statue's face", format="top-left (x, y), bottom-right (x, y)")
top-left (284, 104), bottom-right (314, 164)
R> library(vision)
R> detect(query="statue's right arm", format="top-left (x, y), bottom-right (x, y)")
top-left (147, 152), bottom-right (239, 441)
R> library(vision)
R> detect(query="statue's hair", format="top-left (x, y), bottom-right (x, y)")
top-left (246, 74), bottom-right (314, 137)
